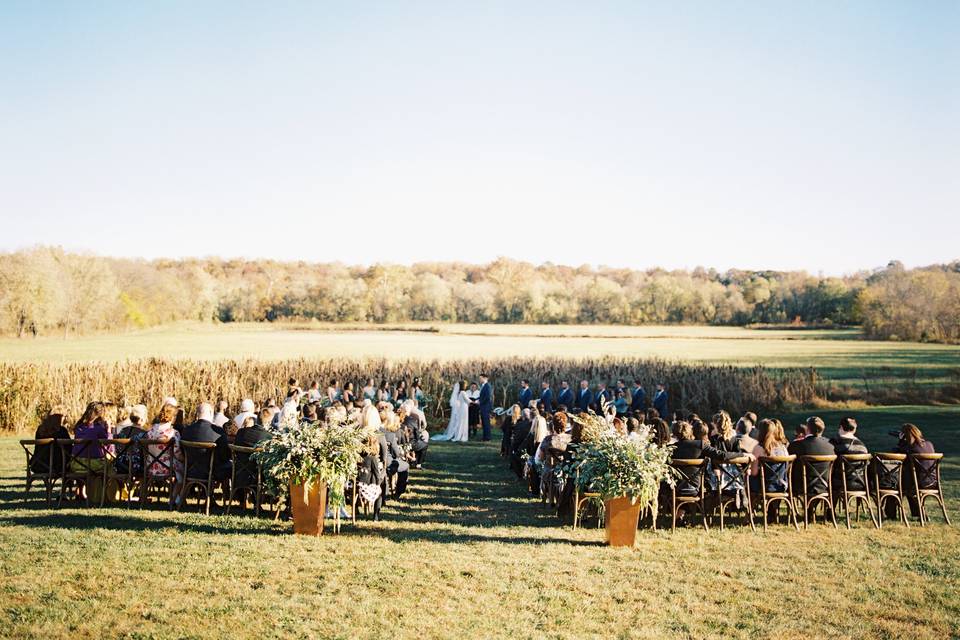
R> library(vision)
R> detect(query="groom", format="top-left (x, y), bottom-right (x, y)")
top-left (478, 373), bottom-right (493, 441)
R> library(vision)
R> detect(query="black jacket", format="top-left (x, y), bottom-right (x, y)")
top-left (788, 435), bottom-right (836, 495)
top-left (181, 419), bottom-right (231, 480)
top-left (235, 424), bottom-right (272, 448)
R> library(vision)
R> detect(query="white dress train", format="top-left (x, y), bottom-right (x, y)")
top-left (433, 384), bottom-right (471, 442)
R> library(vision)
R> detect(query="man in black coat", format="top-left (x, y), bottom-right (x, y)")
top-left (788, 416), bottom-right (836, 496)
top-left (556, 380), bottom-right (574, 410)
top-left (181, 403), bottom-right (232, 481)
top-left (509, 411), bottom-right (533, 479)
top-left (576, 380), bottom-right (593, 413)
top-left (629, 380), bottom-right (646, 413)
top-left (830, 416), bottom-right (868, 491)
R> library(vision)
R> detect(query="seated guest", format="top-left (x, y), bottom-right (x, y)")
top-left (710, 411), bottom-right (741, 453)
top-left (670, 421), bottom-right (746, 495)
top-left (114, 405), bottom-right (150, 477)
top-left (645, 408), bottom-right (660, 424)
top-left (146, 403), bottom-right (184, 488)
top-left (894, 423), bottom-right (938, 519)
top-left (381, 413), bottom-right (409, 499)
top-left (212, 400), bottom-right (230, 428)
top-left (650, 418), bottom-right (671, 447)
top-left (735, 414), bottom-right (759, 452)
top-left (749, 418), bottom-right (790, 493)
top-left (400, 403), bottom-right (429, 468)
top-left (613, 391), bottom-right (628, 416)
top-left (180, 403), bottom-right (231, 481)
top-left (233, 398), bottom-right (257, 431)
top-left (356, 433), bottom-right (384, 520)
top-left (743, 412), bottom-right (759, 439)
top-left (626, 417), bottom-right (643, 443)
top-left (787, 416), bottom-right (835, 497)
top-left (535, 413), bottom-right (572, 495)
top-left (300, 402), bottom-right (320, 428)
top-left (500, 404), bottom-right (520, 457)
top-left (71, 402), bottom-right (113, 502)
top-left (235, 414), bottom-right (272, 448)
top-left (509, 409), bottom-right (533, 479)
top-left (829, 416), bottom-right (869, 495)
top-left (31, 410), bottom-right (70, 475)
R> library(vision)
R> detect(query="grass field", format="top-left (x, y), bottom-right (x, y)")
top-left (1, 323), bottom-right (958, 392)
top-left (1, 405), bottom-right (957, 639)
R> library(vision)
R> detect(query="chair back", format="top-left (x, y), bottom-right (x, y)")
top-left (57, 438), bottom-right (101, 475)
top-left (101, 438), bottom-right (134, 472)
top-left (758, 454), bottom-right (794, 494)
top-left (838, 453), bottom-right (871, 493)
top-left (229, 444), bottom-right (259, 489)
top-left (181, 440), bottom-right (217, 481)
top-left (797, 454), bottom-right (836, 497)
top-left (21, 439), bottom-right (56, 476)
top-left (909, 453), bottom-right (943, 491)
top-left (873, 453), bottom-right (906, 492)
top-left (716, 456), bottom-right (751, 494)
top-left (671, 458), bottom-right (706, 497)
top-left (141, 438), bottom-right (178, 479)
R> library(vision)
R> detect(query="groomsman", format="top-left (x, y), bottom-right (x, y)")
top-left (595, 382), bottom-right (613, 407)
top-left (539, 380), bottom-right (553, 413)
top-left (478, 374), bottom-right (493, 441)
top-left (653, 383), bottom-right (669, 419)
top-left (577, 380), bottom-right (593, 413)
top-left (518, 379), bottom-right (533, 410)
top-left (630, 380), bottom-right (646, 413)
top-left (557, 380), bottom-right (574, 409)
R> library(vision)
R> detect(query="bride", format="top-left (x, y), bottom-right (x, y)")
top-left (432, 379), bottom-right (471, 442)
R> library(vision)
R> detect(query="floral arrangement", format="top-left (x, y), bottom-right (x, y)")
top-left (254, 413), bottom-right (375, 508)
top-left (563, 412), bottom-right (675, 509)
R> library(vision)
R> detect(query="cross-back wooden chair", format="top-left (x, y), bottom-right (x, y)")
top-left (179, 440), bottom-right (219, 515)
top-left (908, 453), bottom-right (951, 526)
top-left (226, 444), bottom-right (263, 516)
top-left (669, 458), bottom-right (709, 532)
top-left (757, 455), bottom-right (800, 532)
top-left (572, 465), bottom-right (604, 529)
top-left (99, 438), bottom-right (139, 508)
top-left (540, 447), bottom-right (569, 510)
top-left (140, 438), bottom-right (179, 509)
top-left (56, 438), bottom-right (100, 508)
top-left (19, 438), bottom-right (59, 506)
top-left (837, 453), bottom-right (878, 529)
top-left (713, 456), bottom-right (755, 531)
top-left (873, 453), bottom-right (909, 528)
top-left (795, 454), bottom-right (838, 528)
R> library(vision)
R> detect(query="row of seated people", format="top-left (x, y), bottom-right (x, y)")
top-left (500, 402), bottom-right (945, 526)
top-left (25, 389), bottom-right (429, 518)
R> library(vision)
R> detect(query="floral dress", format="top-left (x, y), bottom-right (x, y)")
top-left (145, 422), bottom-right (183, 480)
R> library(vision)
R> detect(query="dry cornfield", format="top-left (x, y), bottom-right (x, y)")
top-left (0, 357), bottom-right (823, 432)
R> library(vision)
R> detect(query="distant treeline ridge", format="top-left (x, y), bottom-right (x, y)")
top-left (1, 247), bottom-right (958, 343)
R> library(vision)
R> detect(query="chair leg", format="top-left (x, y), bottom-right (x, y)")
top-left (937, 495), bottom-right (952, 525)
top-left (844, 496), bottom-right (852, 530)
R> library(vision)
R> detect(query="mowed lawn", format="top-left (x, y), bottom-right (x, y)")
top-left (1, 322), bottom-right (958, 389)
top-left (0, 406), bottom-right (957, 639)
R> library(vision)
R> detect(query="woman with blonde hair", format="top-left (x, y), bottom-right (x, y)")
top-left (381, 408), bottom-right (409, 498)
top-left (500, 403), bottom-right (521, 457)
top-left (749, 418), bottom-right (790, 495)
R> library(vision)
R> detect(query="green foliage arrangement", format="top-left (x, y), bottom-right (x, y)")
top-left (254, 413), bottom-right (374, 508)
top-left (565, 413), bottom-right (675, 509)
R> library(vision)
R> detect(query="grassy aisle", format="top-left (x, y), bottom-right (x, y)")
top-left (1, 416), bottom-right (958, 639)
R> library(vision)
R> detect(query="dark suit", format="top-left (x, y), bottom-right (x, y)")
top-left (478, 381), bottom-right (493, 441)
top-left (653, 390), bottom-right (669, 418)
top-left (518, 387), bottom-right (532, 410)
top-left (235, 425), bottom-right (272, 448)
top-left (509, 419), bottom-right (532, 478)
top-left (381, 430), bottom-right (409, 497)
top-left (557, 387), bottom-right (573, 409)
top-left (788, 435), bottom-right (835, 496)
top-left (181, 419), bottom-right (231, 480)
top-left (830, 435), bottom-right (868, 491)
top-left (595, 388), bottom-right (612, 407)
top-left (539, 388), bottom-right (553, 413)
top-left (629, 386), bottom-right (646, 412)
top-left (577, 388), bottom-right (593, 413)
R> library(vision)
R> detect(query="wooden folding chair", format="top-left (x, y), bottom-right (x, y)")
top-left (796, 454), bottom-right (838, 528)
top-left (19, 438), bottom-right (59, 506)
top-left (226, 444), bottom-right (263, 516)
top-left (56, 439), bottom-right (101, 508)
top-left (100, 438), bottom-right (139, 508)
top-left (757, 455), bottom-right (800, 532)
top-left (873, 453), bottom-right (909, 528)
top-left (714, 456), bottom-right (755, 532)
top-left (837, 453), bottom-right (878, 529)
top-left (140, 438), bottom-right (178, 509)
top-left (179, 440), bottom-right (218, 515)
top-left (908, 453), bottom-right (951, 526)
top-left (669, 459), bottom-right (709, 532)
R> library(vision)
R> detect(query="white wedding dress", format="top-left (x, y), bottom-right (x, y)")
top-left (433, 383), bottom-right (470, 442)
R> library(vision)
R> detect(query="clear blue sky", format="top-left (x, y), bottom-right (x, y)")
top-left (1, 1), bottom-right (957, 274)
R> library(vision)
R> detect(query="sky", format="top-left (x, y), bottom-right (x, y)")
top-left (1, 1), bottom-right (957, 275)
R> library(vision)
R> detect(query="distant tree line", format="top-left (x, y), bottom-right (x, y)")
top-left (0, 247), bottom-right (957, 343)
